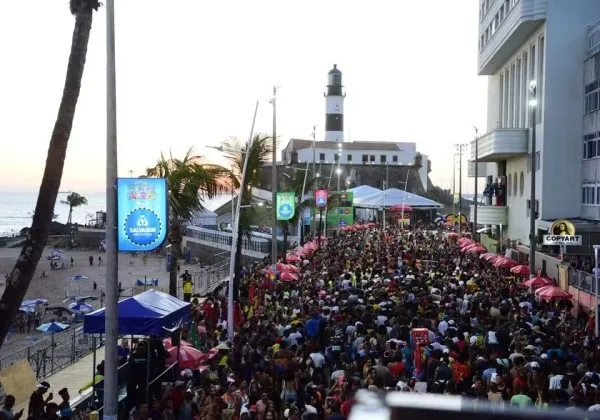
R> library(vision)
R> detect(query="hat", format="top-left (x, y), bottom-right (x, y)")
top-left (540, 353), bottom-right (548, 359)
top-left (37, 382), bottom-right (50, 389)
top-left (181, 369), bottom-right (193, 378)
top-left (216, 343), bottom-right (230, 351)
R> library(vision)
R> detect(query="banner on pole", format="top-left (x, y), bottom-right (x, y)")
top-left (315, 189), bottom-right (328, 208)
top-left (276, 192), bottom-right (295, 221)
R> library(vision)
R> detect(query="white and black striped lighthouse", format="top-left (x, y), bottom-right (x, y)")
top-left (325, 64), bottom-right (345, 142)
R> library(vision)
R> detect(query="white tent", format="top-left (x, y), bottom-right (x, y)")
top-left (347, 185), bottom-right (382, 198)
top-left (354, 188), bottom-right (443, 209)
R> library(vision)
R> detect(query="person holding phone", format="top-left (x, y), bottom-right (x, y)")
top-left (28, 382), bottom-right (52, 419)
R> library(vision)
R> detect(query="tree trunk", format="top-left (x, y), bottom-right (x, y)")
top-left (0, 9), bottom-right (95, 348)
top-left (168, 219), bottom-right (183, 297)
top-left (68, 207), bottom-right (73, 248)
top-left (233, 229), bottom-right (243, 301)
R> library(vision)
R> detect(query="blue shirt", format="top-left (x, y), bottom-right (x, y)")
top-left (306, 319), bottom-right (320, 337)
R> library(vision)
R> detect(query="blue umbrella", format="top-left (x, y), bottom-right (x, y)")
top-left (19, 305), bottom-right (36, 313)
top-left (21, 299), bottom-right (48, 306)
top-left (70, 275), bottom-right (88, 281)
top-left (37, 322), bottom-right (70, 333)
top-left (68, 302), bottom-right (93, 313)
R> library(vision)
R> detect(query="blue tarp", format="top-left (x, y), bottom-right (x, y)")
top-left (83, 289), bottom-right (191, 335)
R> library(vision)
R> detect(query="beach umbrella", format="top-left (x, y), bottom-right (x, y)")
top-left (510, 265), bottom-right (530, 276)
top-left (70, 275), bottom-right (89, 293)
top-left (458, 238), bottom-right (473, 246)
top-left (280, 272), bottom-right (298, 281)
top-left (19, 305), bottom-right (36, 313)
top-left (493, 257), bottom-right (517, 269)
top-left (68, 302), bottom-right (93, 313)
top-left (480, 253), bottom-right (498, 261)
top-left (445, 232), bottom-right (460, 239)
top-left (522, 276), bottom-right (553, 288)
top-left (286, 254), bottom-right (301, 263)
top-left (390, 204), bottom-right (412, 212)
top-left (37, 322), bottom-right (70, 333)
top-left (22, 299), bottom-right (48, 307)
top-left (165, 345), bottom-right (207, 369)
top-left (535, 285), bottom-right (573, 301)
top-left (465, 244), bottom-right (487, 254)
top-left (162, 337), bottom-right (192, 349)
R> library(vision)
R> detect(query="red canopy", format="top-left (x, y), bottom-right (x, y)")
top-left (280, 271), bottom-right (298, 281)
top-left (480, 253), bottom-right (499, 261)
top-left (162, 337), bottom-right (192, 349)
top-left (493, 257), bottom-right (517, 268)
top-left (535, 285), bottom-right (573, 300)
top-left (522, 276), bottom-right (553, 287)
top-left (510, 265), bottom-right (530, 276)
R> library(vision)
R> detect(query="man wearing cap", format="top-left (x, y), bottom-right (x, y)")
top-left (28, 382), bottom-right (52, 420)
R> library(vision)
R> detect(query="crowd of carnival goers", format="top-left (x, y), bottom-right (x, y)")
top-left (5, 221), bottom-right (600, 420)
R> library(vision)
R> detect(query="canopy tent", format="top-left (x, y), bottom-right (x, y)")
top-left (83, 289), bottom-right (191, 335)
top-left (346, 185), bottom-right (382, 198)
top-left (354, 188), bottom-right (443, 209)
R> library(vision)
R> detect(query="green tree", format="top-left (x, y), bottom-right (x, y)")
top-left (0, 0), bottom-right (101, 348)
top-left (221, 134), bottom-right (273, 299)
top-left (60, 192), bottom-right (88, 247)
top-left (147, 148), bottom-right (228, 297)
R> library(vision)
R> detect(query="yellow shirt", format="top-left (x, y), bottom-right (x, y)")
top-left (183, 281), bottom-right (193, 294)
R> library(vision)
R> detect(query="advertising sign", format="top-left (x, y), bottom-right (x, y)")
top-left (543, 219), bottom-right (581, 246)
top-left (276, 192), bottom-right (296, 221)
top-left (327, 191), bottom-right (354, 228)
top-left (117, 178), bottom-right (168, 252)
top-left (315, 189), bottom-right (328, 208)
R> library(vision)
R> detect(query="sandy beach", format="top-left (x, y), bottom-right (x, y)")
top-left (0, 247), bottom-right (168, 357)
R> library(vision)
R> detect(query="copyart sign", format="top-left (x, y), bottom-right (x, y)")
top-left (543, 219), bottom-right (581, 246)
top-left (117, 178), bottom-right (168, 252)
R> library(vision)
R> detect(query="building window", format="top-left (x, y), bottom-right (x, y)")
top-left (499, 74), bottom-right (504, 127)
top-left (513, 172), bottom-right (518, 196)
top-left (319, 153), bottom-right (325, 162)
top-left (583, 184), bottom-right (597, 204)
top-left (536, 151), bottom-right (541, 171)
top-left (347, 154), bottom-right (352, 162)
top-left (362, 154), bottom-right (368, 163)
top-left (508, 173), bottom-right (512, 196)
top-left (334, 153), bottom-right (340, 162)
top-left (380, 155), bottom-right (387, 163)
top-left (583, 132), bottom-right (600, 159)
top-left (369, 155), bottom-right (375, 162)
top-left (527, 154), bottom-right (531, 172)
top-left (519, 171), bottom-right (525, 196)
top-left (392, 155), bottom-right (398, 163)
top-left (585, 90), bottom-right (600, 114)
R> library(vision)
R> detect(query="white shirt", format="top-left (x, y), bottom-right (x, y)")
top-left (310, 352), bottom-right (326, 368)
top-left (287, 332), bottom-right (302, 346)
top-left (438, 320), bottom-right (449, 336)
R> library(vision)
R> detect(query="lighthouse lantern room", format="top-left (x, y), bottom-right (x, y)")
top-left (325, 64), bottom-right (345, 142)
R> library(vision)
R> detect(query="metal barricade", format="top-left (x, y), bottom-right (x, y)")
top-left (569, 268), bottom-right (596, 293)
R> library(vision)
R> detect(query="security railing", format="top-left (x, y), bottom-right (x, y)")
top-left (569, 268), bottom-right (597, 294)
top-left (185, 226), bottom-right (271, 254)
top-left (0, 327), bottom-right (95, 402)
top-left (176, 259), bottom-right (231, 298)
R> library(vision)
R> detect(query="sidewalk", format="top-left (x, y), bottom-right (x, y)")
top-left (15, 347), bottom-right (104, 414)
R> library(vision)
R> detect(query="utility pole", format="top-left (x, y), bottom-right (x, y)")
top-left (529, 80), bottom-right (538, 278)
top-left (271, 86), bottom-right (278, 267)
top-left (452, 152), bottom-right (456, 229)
top-left (454, 144), bottom-right (468, 232)
top-left (473, 127), bottom-right (479, 240)
top-left (383, 162), bottom-right (388, 230)
top-left (312, 125), bottom-right (317, 238)
top-left (104, 0), bottom-right (119, 418)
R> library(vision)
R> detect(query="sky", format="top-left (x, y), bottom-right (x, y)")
top-left (0, 0), bottom-right (487, 194)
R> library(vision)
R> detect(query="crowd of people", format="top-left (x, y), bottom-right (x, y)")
top-left (4, 221), bottom-right (600, 420)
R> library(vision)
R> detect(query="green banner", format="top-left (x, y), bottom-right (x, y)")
top-left (276, 192), bottom-right (295, 221)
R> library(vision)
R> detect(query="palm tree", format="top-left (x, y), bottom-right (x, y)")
top-left (221, 134), bottom-right (273, 299)
top-left (0, 0), bottom-right (101, 348)
top-left (147, 148), bottom-right (228, 297)
top-left (60, 192), bottom-right (88, 247)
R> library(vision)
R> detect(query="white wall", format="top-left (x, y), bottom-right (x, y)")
top-left (294, 144), bottom-right (416, 166)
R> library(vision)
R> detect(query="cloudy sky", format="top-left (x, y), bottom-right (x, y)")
top-left (0, 0), bottom-right (486, 193)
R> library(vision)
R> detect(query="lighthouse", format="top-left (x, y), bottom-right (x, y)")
top-left (325, 64), bottom-right (345, 142)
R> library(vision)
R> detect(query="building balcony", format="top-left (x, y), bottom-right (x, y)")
top-left (478, 0), bottom-right (546, 75)
top-left (470, 128), bottom-right (528, 162)
top-left (471, 204), bottom-right (508, 225)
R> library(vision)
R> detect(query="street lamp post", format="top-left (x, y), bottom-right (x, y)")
top-left (383, 162), bottom-right (389, 230)
top-left (528, 80), bottom-right (538, 279)
top-left (594, 245), bottom-right (600, 337)
top-left (453, 144), bottom-right (468, 232)
top-left (227, 101), bottom-right (259, 342)
top-left (400, 167), bottom-right (410, 231)
top-left (271, 86), bottom-right (278, 267)
top-left (473, 127), bottom-right (479, 240)
top-left (104, 0), bottom-right (119, 418)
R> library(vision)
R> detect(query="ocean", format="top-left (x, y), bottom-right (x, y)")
top-left (0, 191), bottom-right (232, 237)
top-left (0, 191), bottom-right (108, 237)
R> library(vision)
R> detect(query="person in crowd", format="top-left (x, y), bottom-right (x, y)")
top-left (28, 382), bottom-right (52, 419)
top-left (0, 395), bottom-right (24, 420)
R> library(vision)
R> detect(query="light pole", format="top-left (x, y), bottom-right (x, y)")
top-left (104, 0), bottom-right (119, 418)
top-left (453, 144), bottom-right (468, 232)
top-left (473, 126), bottom-right (479, 240)
top-left (311, 125), bottom-right (317, 239)
top-left (383, 162), bottom-right (389, 230)
top-left (335, 144), bottom-right (342, 231)
top-left (271, 86), bottom-right (279, 267)
top-left (594, 245), bottom-right (600, 337)
top-left (528, 80), bottom-right (538, 279)
top-left (399, 166), bottom-right (410, 231)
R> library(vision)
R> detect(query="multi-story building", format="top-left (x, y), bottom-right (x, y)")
top-left (472, 0), bottom-right (600, 249)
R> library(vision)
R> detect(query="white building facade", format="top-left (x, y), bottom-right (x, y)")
top-left (474, 0), bottom-right (600, 245)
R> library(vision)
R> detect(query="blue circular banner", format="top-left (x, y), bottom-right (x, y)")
top-left (278, 203), bottom-right (293, 219)
top-left (124, 208), bottom-right (162, 247)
